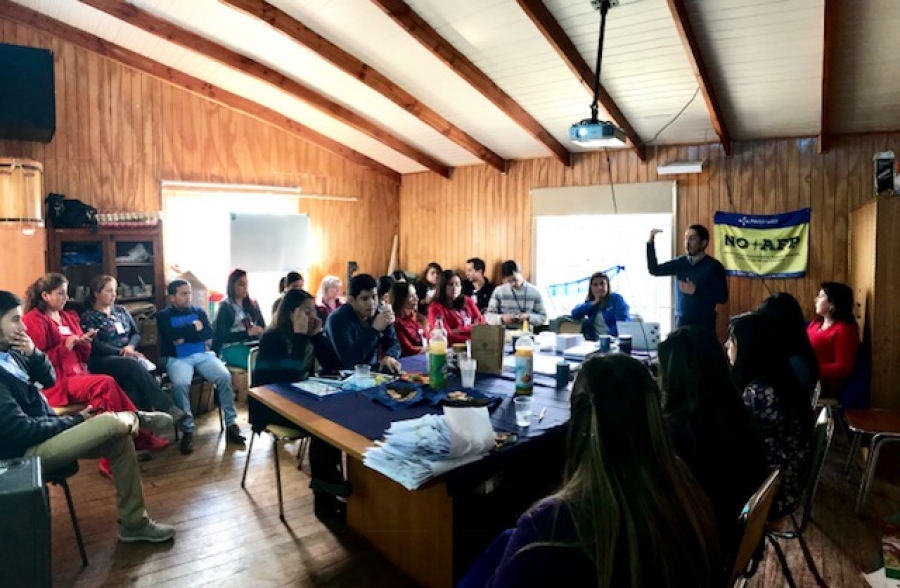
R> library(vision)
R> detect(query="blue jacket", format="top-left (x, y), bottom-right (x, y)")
top-left (324, 304), bottom-right (401, 369)
top-left (571, 293), bottom-right (630, 339)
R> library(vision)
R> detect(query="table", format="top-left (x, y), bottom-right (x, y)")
top-left (248, 358), bottom-right (569, 588)
top-left (844, 409), bottom-right (900, 514)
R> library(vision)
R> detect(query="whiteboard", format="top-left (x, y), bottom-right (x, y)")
top-left (230, 213), bottom-right (309, 273)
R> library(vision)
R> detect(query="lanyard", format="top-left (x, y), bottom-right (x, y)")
top-left (509, 287), bottom-right (527, 314)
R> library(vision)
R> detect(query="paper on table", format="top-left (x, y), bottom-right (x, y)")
top-left (863, 568), bottom-right (900, 588)
top-left (444, 406), bottom-right (495, 458)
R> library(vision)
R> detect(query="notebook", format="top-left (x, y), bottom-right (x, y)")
top-left (616, 321), bottom-right (661, 351)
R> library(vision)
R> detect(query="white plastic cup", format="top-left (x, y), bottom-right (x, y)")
top-left (354, 364), bottom-right (373, 389)
top-left (514, 396), bottom-right (533, 427)
top-left (460, 357), bottom-right (477, 388)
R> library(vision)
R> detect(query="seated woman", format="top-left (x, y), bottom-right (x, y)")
top-left (485, 354), bottom-right (721, 587)
top-left (415, 262), bottom-right (442, 315)
top-left (757, 292), bottom-right (820, 401)
top-left (727, 312), bottom-right (812, 518)
top-left (807, 282), bottom-right (860, 399)
top-left (271, 271), bottom-right (304, 316)
top-left (0, 290), bottom-right (175, 543)
top-left (570, 272), bottom-right (629, 339)
top-left (427, 270), bottom-right (484, 345)
top-left (81, 275), bottom-right (185, 423)
top-left (659, 326), bottom-right (769, 555)
top-left (391, 270), bottom-right (408, 283)
top-left (315, 275), bottom-right (343, 322)
top-left (212, 269), bottom-right (265, 370)
top-left (23, 274), bottom-right (171, 474)
top-left (391, 281), bottom-right (426, 356)
top-left (254, 288), bottom-right (346, 523)
top-left (377, 275), bottom-right (396, 306)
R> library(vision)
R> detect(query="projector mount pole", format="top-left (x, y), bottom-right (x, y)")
top-left (589, 0), bottom-right (614, 124)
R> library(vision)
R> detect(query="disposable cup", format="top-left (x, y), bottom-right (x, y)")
top-left (514, 396), bottom-right (533, 427)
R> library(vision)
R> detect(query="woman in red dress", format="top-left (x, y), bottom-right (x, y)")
top-left (427, 270), bottom-right (485, 345)
top-left (806, 282), bottom-right (859, 399)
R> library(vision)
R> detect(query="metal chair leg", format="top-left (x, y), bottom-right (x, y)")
top-left (59, 479), bottom-right (88, 568)
top-left (296, 437), bottom-right (310, 474)
top-left (241, 432), bottom-right (257, 489)
top-left (273, 437), bottom-right (285, 522)
top-left (797, 532), bottom-right (828, 587)
top-left (845, 431), bottom-right (863, 480)
top-left (856, 434), bottom-right (885, 514)
top-left (768, 536), bottom-right (798, 588)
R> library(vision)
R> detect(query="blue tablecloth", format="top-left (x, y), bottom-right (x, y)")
top-left (252, 355), bottom-right (571, 443)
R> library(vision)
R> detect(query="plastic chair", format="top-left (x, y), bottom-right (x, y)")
top-left (729, 469), bottom-right (780, 587)
top-left (766, 405), bottom-right (834, 588)
top-left (44, 462), bottom-right (88, 568)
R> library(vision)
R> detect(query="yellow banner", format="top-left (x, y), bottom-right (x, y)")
top-left (713, 209), bottom-right (810, 278)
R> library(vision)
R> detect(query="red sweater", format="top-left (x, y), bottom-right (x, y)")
top-left (807, 319), bottom-right (859, 388)
top-left (23, 309), bottom-right (92, 378)
top-left (394, 311), bottom-right (425, 357)
top-left (427, 298), bottom-right (485, 345)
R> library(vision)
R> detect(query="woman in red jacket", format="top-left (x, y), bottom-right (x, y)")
top-left (427, 270), bottom-right (484, 345)
top-left (807, 282), bottom-right (859, 399)
top-left (391, 281), bottom-right (426, 356)
top-left (23, 274), bottom-right (169, 466)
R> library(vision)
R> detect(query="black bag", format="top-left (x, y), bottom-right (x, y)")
top-left (45, 193), bottom-right (98, 230)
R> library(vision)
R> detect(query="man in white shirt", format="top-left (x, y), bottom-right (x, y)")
top-left (484, 260), bottom-right (547, 329)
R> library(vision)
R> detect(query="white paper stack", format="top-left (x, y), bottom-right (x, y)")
top-left (363, 407), bottom-right (496, 491)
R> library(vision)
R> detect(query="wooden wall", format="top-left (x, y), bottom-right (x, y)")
top-left (400, 134), bottom-right (900, 337)
top-left (0, 17), bottom-right (400, 296)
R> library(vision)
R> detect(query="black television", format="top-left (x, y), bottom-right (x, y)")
top-left (0, 42), bottom-right (56, 142)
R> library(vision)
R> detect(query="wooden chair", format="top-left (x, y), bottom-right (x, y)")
top-left (44, 462), bottom-right (88, 568)
top-left (729, 469), bottom-right (780, 587)
top-left (241, 347), bottom-right (309, 521)
top-left (766, 405), bottom-right (834, 587)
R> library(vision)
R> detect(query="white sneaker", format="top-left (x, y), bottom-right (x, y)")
top-left (118, 519), bottom-right (175, 543)
top-left (137, 411), bottom-right (174, 435)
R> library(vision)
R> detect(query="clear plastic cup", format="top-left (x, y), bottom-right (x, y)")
top-left (354, 364), bottom-right (373, 389)
top-left (460, 357), bottom-right (477, 388)
top-left (514, 396), bottom-right (533, 427)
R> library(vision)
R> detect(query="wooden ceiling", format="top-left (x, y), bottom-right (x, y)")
top-left (2, 0), bottom-right (898, 181)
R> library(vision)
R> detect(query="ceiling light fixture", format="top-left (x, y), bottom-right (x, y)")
top-left (569, 0), bottom-right (627, 149)
top-left (657, 160), bottom-right (705, 175)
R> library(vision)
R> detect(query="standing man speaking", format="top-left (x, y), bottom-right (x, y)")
top-left (647, 225), bottom-right (728, 330)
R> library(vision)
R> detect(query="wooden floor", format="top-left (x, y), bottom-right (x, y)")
top-left (48, 407), bottom-right (897, 587)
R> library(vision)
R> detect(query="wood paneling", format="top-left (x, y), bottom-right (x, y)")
top-left (0, 227), bottom-right (46, 298)
top-left (400, 133), bottom-right (900, 339)
top-left (0, 17), bottom-right (399, 293)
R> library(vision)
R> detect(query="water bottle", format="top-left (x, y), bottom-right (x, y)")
top-left (428, 316), bottom-right (448, 390)
top-left (514, 326), bottom-right (534, 396)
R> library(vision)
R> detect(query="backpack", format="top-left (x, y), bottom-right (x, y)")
top-left (45, 193), bottom-right (98, 230)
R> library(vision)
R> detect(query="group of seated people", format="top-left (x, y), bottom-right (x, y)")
top-left (0, 244), bottom-right (862, 561)
top-left (480, 283), bottom-right (861, 587)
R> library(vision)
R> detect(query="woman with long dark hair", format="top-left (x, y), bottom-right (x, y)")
top-left (213, 269), bottom-right (265, 370)
top-left (81, 275), bottom-right (185, 423)
top-left (659, 326), bottom-right (768, 554)
top-left (255, 288), bottom-right (345, 523)
top-left (391, 281), bottom-right (426, 356)
top-left (757, 292), bottom-right (820, 400)
top-left (272, 271), bottom-right (304, 316)
top-left (486, 354), bottom-right (721, 587)
top-left (427, 270), bottom-right (484, 345)
top-left (570, 272), bottom-right (630, 339)
top-left (807, 282), bottom-right (859, 398)
top-left (415, 261), bottom-right (442, 315)
top-left (727, 312), bottom-right (812, 518)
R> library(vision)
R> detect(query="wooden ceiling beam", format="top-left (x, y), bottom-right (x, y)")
top-left (665, 0), bottom-right (733, 156)
top-left (79, 0), bottom-right (450, 177)
top-left (221, 0), bottom-right (507, 173)
top-left (818, 0), bottom-right (837, 154)
top-left (369, 0), bottom-right (572, 167)
top-left (0, 0), bottom-right (400, 182)
top-left (515, 0), bottom-right (645, 161)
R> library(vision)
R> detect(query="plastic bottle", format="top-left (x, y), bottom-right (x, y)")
top-left (514, 325), bottom-right (534, 396)
top-left (428, 316), bottom-right (448, 390)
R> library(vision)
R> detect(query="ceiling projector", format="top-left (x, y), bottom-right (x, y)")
top-left (569, 120), bottom-right (626, 148)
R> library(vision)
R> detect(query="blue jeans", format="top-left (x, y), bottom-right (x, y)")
top-left (166, 352), bottom-right (236, 433)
